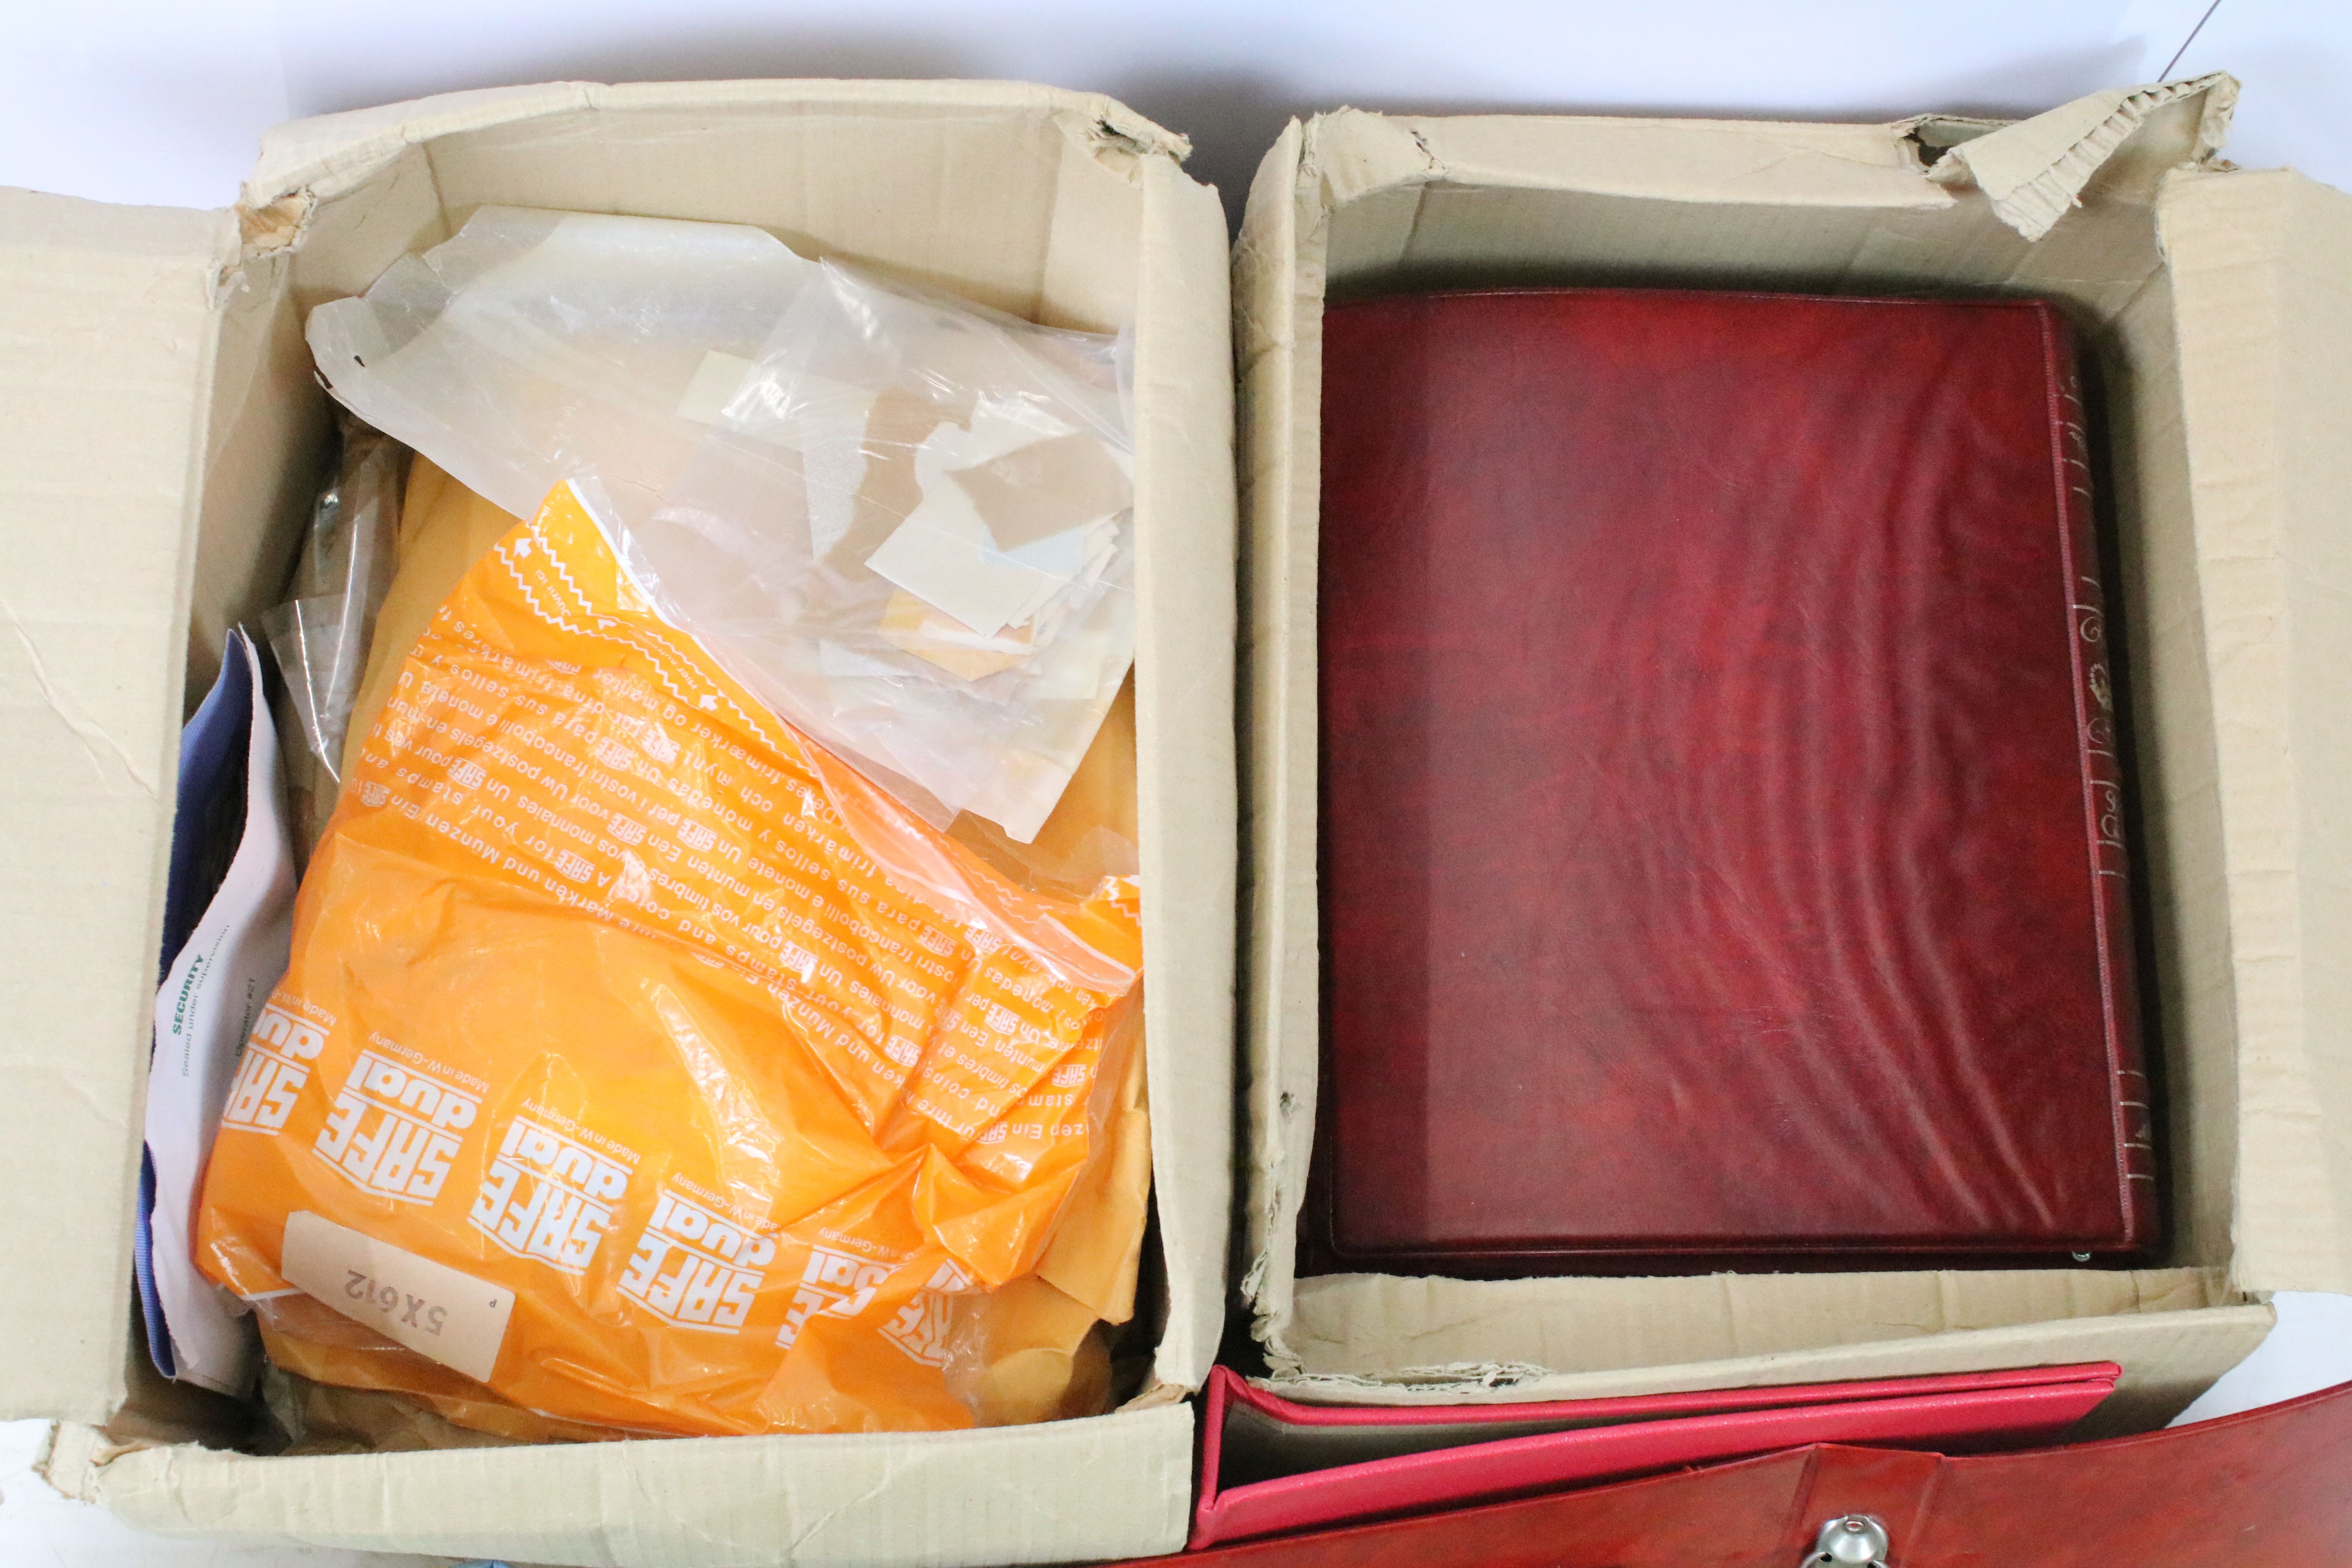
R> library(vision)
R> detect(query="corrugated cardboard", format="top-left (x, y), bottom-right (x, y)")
top-left (0, 190), bottom-right (240, 1428)
top-left (1235, 75), bottom-right (2351, 1430)
top-left (2156, 165), bottom-right (2352, 1296)
top-left (0, 79), bottom-right (1235, 1566)
top-left (52, 1405), bottom-right (1197, 1564)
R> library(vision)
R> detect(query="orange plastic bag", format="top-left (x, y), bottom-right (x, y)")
top-left (196, 481), bottom-right (1144, 1436)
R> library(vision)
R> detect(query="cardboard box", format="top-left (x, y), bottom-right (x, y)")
top-left (0, 79), bottom-right (1236, 1566)
top-left (1235, 73), bottom-right (2352, 1436)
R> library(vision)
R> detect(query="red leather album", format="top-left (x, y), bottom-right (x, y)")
top-left (1162, 1378), bottom-right (2352, 1568)
top-left (1310, 290), bottom-right (2154, 1274)
top-left (1189, 1363), bottom-right (2118, 1548)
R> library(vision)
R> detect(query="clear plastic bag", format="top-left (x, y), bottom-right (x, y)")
top-left (261, 411), bottom-right (406, 850)
top-left (306, 207), bottom-right (812, 523)
top-left (308, 207), bottom-right (1136, 840)
top-left (622, 267), bottom-right (1135, 840)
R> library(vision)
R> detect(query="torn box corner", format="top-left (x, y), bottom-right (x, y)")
top-left (1062, 102), bottom-right (1194, 181)
top-left (34, 1422), bottom-right (138, 1503)
top-left (235, 190), bottom-right (316, 261)
top-left (1300, 109), bottom-right (1446, 213)
top-left (1252, 1314), bottom-right (1305, 1381)
top-left (1098, 113), bottom-right (1192, 167)
top-left (1119, 1376), bottom-right (1194, 1413)
top-left (2183, 71), bottom-right (2242, 165)
top-left (1892, 112), bottom-right (2007, 171)
top-left (1926, 73), bottom-right (2243, 243)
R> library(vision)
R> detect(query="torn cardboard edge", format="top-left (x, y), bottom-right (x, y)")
top-left (1235, 72), bottom-right (2352, 1419)
top-left (1927, 73), bottom-right (2239, 241)
top-left (1291, 73), bottom-right (2237, 245)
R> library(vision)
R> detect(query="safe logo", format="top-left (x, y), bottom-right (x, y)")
top-left (313, 1050), bottom-right (478, 1204)
top-left (610, 715), bottom-right (679, 765)
top-left (775, 1246), bottom-right (893, 1350)
top-left (221, 1003), bottom-right (328, 1134)
top-left (617, 1185), bottom-right (777, 1333)
top-left (470, 1114), bottom-right (630, 1275)
top-left (880, 1258), bottom-right (973, 1367)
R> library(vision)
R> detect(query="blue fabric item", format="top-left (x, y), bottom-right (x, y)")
top-left (138, 630), bottom-right (260, 1380)
top-left (159, 633), bottom-right (256, 982)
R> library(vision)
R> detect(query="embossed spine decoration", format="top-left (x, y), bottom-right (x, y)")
top-left (2048, 316), bottom-right (2160, 1252)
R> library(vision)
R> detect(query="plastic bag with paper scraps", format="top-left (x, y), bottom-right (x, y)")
top-left (308, 205), bottom-right (1136, 842)
top-left (195, 479), bottom-right (1152, 1438)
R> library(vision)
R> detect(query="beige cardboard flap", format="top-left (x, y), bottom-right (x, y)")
top-left (1303, 106), bottom-right (1955, 215)
top-left (0, 189), bottom-right (234, 1423)
top-left (1928, 73), bottom-right (2238, 241)
top-left (87, 1403), bottom-right (1194, 1567)
top-left (247, 79), bottom-right (1192, 210)
top-left (1131, 155), bottom-right (1241, 1393)
top-left (1280, 1267), bottom-right (2235, 1381)
top-left (2161, 166), bottom-right (2352, 1296)
top-left (1413, 114), bottom-right (1956, 209)
top-left (1267, 1297), bottom-right (2273, 1438)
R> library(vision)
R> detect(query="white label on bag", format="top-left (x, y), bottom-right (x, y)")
top-left (281, 1210), bottom-right (514, 1383)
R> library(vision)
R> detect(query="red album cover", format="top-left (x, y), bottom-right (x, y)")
top-left (1162, 1379), bottom-right (2352, 1566)
top-left (1311, 290), bottom-right (2153, 1273)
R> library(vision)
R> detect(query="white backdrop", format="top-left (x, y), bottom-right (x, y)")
top-left (4, 0), bottom-right (2348, 224)
top-left (3, 2), bottom-right (2348, 1563)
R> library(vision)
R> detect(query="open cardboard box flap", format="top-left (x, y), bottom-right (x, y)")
top-left (2156, 162), bottom-right (2352, 1296)
top-left (0, 188), bottom-right (241, 1427)
top-left (0, 78), bottom-right (1235, 1568)
top-left (1237, 73), bottom-right (2352, 1431)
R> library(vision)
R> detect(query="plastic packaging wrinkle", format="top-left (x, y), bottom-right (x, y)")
top-left (307, 206), bottom-right (1138, 841)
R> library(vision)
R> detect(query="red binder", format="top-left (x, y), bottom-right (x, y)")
top-left (1311, 290), bottom-right (2154, 1274)
top-left (1168, 1378), bottom-right (2352, 1567)
top-left (1189, 1363), bottom-right (2118, 1548)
